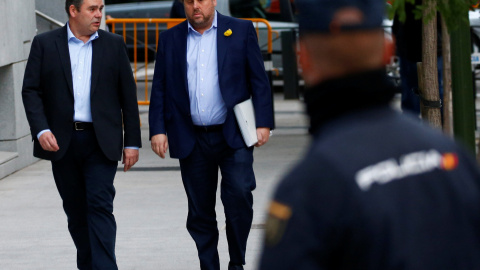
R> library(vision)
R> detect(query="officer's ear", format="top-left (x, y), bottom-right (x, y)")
top-left (298, 39), bottom-right (313, 82)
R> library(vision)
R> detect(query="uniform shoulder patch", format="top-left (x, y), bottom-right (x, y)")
top-left (264, 200), bottom-right (292, 247)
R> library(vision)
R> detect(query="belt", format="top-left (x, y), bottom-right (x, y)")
top-left (74, 122), bottom-right (94, 131)
top-left (193, 124), bottom-right (223, 132)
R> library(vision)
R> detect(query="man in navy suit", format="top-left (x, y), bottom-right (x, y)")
top-left (149, 0), bottom-right (274, 269)
top-left (22, 0), bottom-right (141, 269)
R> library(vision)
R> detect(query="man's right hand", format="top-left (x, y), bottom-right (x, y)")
top-left (39, 131), bottom-right (60, 152)
top-left (151, 134), bottom-right (168, 159)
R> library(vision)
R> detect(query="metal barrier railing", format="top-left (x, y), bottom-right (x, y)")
top-left (35, 10), bottom-right (65, 28)
top-left (106, 18), bottom-right (273, 105)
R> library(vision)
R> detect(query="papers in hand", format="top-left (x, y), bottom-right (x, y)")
top-left (233, 99), bottom-right (258, 147)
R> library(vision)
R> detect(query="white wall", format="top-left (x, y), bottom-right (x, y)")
top-left (0, 0), bottom-right (38, 179)
top-left (35, 0), bottom-right (67, 34)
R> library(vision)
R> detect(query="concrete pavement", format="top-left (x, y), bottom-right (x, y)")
top-left (0, 95), bottom-right (310, 270)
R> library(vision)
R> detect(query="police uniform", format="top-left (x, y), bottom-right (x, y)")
top-left (258, 0), bottom-right (480, 267)
top-left (259, 68), bottom-right (480, 269)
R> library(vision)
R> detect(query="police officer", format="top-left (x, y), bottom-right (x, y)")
top-left (259, 0), bottom-right (480, 269)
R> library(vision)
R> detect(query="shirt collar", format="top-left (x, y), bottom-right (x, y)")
top-left (67, 22), bottom-right (99, 43)
top-left (188, 10), bottom-right (218, 34)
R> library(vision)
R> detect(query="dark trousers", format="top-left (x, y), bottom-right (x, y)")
top-left (399, 57), bottom-right (421, 114)
top-left (51, 130), bottom-right (118, 270)
top-left (179, 129), bottom-right (256, 270)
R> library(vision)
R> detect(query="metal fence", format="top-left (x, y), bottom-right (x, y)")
top-left (106, 18), bottom-right (274, 105)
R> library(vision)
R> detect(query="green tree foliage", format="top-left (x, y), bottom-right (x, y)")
top-left (387, 0), bottom-right (478, 32)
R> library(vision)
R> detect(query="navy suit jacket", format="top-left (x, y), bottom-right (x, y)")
top-left (149, 13), bottom-right (274, 159)
top-left (22, 25), bottom-right (142, 161)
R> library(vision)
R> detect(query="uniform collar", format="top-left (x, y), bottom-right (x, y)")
top-left (304, 68), bottom-right (397, 135)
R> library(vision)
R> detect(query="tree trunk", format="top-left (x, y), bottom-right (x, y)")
top-left (421, 0), bottom-right (442, 128)
top-left (441, 16), bottom-right (453, 136)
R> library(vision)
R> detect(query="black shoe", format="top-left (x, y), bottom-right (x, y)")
top-left (228, 262), bottom-right (244, 270)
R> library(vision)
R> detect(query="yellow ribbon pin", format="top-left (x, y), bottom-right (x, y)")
top-left (224, 29), bottom-right (232, 37)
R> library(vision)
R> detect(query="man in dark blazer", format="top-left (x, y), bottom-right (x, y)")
top-left (22, 0), bottom-right (141, 269)
top-left (149, 0), bottom-right (274, 269)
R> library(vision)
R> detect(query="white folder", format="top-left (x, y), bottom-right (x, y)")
top-left (233, 99), bottom-right (258, 147)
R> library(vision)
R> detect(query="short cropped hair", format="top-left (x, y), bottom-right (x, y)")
top-left (65, 0), bottom-right (84, 17)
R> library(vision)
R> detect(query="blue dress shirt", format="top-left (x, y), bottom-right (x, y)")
top-left (187, 11), bottom-right (227, 126)
top-left (37, 23), bottom-right (96, 139)
top-left (38, 24), bottom-right (138, 149)
top-left (67, 24), bottom-right (97, 123)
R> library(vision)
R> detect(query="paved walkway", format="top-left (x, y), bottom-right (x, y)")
top-left (0, 96), bottom-right (310, 270)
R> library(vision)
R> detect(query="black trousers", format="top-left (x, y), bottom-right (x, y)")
top-left (179, 128), bottom-right (256, 270)
top-left (51, 130), bottom-right (118, 270)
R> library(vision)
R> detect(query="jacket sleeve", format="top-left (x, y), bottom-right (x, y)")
top-left (22, 36), bottom-right (50, 139)
top-left (149, 33), bottom-right (167, 138)
top-left (117, 37), bottom-right (142, 148)
top-left (245, 22), bottom-right (274, 129)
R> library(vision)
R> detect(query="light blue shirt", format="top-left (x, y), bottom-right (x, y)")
top-left (67, 23), bottom-right (97, 123)
top-left (37, 23), bottom-right (97, 139)
top-left (187, 11), bottom-right (227, 126)
top-left (38, 24), bottom-right (138, 149)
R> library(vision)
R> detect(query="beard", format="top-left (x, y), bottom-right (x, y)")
top-left (188, 9), bottom-right (214, 30)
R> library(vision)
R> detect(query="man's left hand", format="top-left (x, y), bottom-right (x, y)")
top-left (255, 127), bottom-right (271, 147)
top-left (122, 148), bottom-right (139, 172)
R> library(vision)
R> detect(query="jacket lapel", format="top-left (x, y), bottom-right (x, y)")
top-left (90, 31), bottom-right (104, 95)
top-left (216, 12), bottom-right (231, 75)
top-left (56, 25), bottom-right (74, 96)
